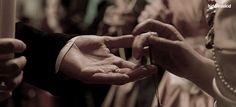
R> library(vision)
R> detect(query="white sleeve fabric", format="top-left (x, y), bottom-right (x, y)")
top-left (55, 36), bottom-right (78, 73)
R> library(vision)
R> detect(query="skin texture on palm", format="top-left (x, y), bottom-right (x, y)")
top-left (0, 38), bottom-right (26, 101)
top-left (132, 19), bottom-right (216, 98)
top-left (60, 35), bottom-right (157, 85)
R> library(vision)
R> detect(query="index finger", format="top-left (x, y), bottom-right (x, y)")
top-left (132, 19), bottom-right (184, 41)
top-left (0, 38), bottom-right (26, 54)
top-left (103, 35), bottom-right (134, 48)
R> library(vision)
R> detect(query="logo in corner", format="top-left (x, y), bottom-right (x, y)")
top-left (208, 0), bottom-right (231, 9)
top-left (215, 0), bottom-right (228, 4)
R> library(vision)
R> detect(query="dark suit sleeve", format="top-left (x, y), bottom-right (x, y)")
top-left (15, 22), bottom-right (76, 95)
top-left (14, 22), bottom-right (110, 106)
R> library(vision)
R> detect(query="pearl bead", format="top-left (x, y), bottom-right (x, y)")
top-left (219, 76), bottom-right (223, 79)
top-left (224, 81), bottom-right (228, 85)
top-left (221, 79), bottom-right (225, 82)
top-left (214, 61), bottom-right (217, 64)
top-left (212, 49), bottom-right (236, 94)
top-left (212, 56), bottom-right (216, 60)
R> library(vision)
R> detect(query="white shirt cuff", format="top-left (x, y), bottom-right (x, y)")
top-left (55, 36), bottom-right (78, 73)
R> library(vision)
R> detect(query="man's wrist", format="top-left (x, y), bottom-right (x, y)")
top-left (55, 36), bottom-right (78, 73)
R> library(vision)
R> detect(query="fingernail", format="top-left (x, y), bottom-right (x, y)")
top-left (98, 69), bottom-right (105, 73)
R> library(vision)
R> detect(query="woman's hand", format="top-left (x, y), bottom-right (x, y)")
top-left (132, 20), bottom-right (216, 97)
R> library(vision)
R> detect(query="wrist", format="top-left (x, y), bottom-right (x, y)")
top-left (185, 56), bottom-right (216, 97)
top-left (55, 36), bottom-right (78, 73)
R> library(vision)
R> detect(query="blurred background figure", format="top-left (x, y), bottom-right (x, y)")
top-left (16, 0), bottom-right (45, 29)
top-left (44, 0), bottom-right (88, 34)
top-left (97, 0), bottom-right (147, 36)
top-left (44, 0), bottom-right (63, 33)
top-left (17, 0), bottom-right (91, 34)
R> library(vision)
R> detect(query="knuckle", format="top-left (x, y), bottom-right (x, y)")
top-left (173, 41), bottom-right (185, 49)
top-left (144, 19), bottom-right (156, 27)
top-left (146, 19), bottom-right (156, 23)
